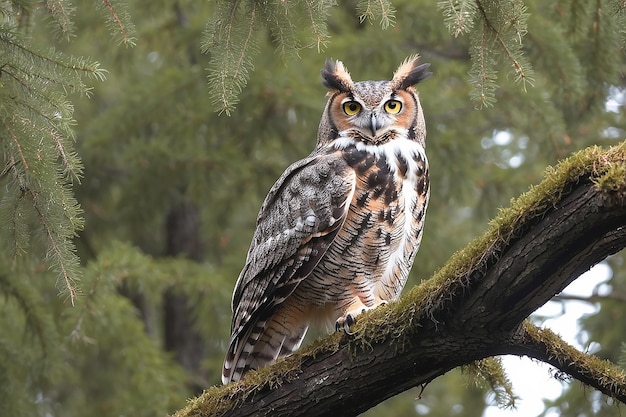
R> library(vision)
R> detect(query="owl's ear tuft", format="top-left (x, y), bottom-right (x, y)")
top-left (392, 55), bottom-right (432, 90)
top-left (321, 59), bottom-right (354, 93)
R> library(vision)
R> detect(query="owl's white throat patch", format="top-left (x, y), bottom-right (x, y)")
top-left (332, 134), bottom-right (426, 175)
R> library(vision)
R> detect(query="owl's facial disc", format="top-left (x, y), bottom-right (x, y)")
top-left (338, 95), bottom-right (408, 140)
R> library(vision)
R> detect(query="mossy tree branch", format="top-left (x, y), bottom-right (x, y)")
top-left (512, 322), bottom-right (626, 404)
top-left (175, 142), bottom-right (626, 417)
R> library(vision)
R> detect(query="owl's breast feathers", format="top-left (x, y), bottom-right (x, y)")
top-left (310, 140), bottom-right (429, 303)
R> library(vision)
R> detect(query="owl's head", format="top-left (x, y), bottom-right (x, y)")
top-left (317, 55), bottom-right (431, 148)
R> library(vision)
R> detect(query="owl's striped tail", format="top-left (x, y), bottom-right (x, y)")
top-left (222, 304), bottom-right (310, 384)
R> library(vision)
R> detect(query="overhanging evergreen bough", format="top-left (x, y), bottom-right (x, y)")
top-left (175, 141), bottom-right (626, 416)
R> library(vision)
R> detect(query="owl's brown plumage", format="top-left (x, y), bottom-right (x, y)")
top-left (223, 56), bottom-right (431, 384)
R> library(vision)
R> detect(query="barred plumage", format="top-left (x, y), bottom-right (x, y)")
top-left (223, 56), bottom-right (431, 384)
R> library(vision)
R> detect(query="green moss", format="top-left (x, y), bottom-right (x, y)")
top-left (523, 321), bottom-right (626, 400)
top-left (464, 358), bottom-right (517, 409)
top-left (594, 160), bottom-right (626, 194)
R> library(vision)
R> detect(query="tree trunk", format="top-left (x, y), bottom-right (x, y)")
top-left (174, 143), bottom-right (626, 417)
top-left (164, 200), bottom-right (208, 393)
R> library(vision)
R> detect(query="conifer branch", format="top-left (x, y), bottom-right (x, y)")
top-left (475, 0), bottom-right (534, 91)
top-left (98, 0), bottom-right (136, 45)
top-left (377, 0), bottom-right (397, 28)
top-left (205, 1), bottom-right (260, 114)
top-left (1, 125), bottom-right (82, 302)
top-left (0, 157), bottom-right (29, 259)
top-left (302, 0), bottom-right (330, 52)
top-left (8, 95), bottom-right (66, 130)
top-left (0, 31), bottom-right (98, 79)
top-left (29, 188), bottom-right (80, 305)
top-left (1, 26), bottom-right (93, 304)
top-left (232, 4), bottom-right (257, 96)
top-left (8, 189), bottom-right (28, 259)
top-left (45, 0), bottom-right (76, 38)
top-left (3, 122), bottom-right (29, 170)
top-left (476, 23), bottom-right (493, 107)
top-left (357, 0), bottom-right (376, 24)
top-left (261, 1), bottom-right (299, 58)
top-left (464, 0), bottom-right (534, 106)
top-left (437, 0), bottom-right (477, 37)
top-left (50, 127), bottom-right (81, 182)
top-left (3, 66), bottom-right (75, 115)
top-left (1, 121), bottom-right (84, 301)
top-left (357, 0), bottom-right (396, 29)
top-left (467, 16), bottom-right (497, 108)
top-left (1, 33), bottom-right (106, 92)
top-left (100, 0), bottom-right (125, 36)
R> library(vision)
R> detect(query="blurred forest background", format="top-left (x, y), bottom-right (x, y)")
top-left (1, 0), bottom-right (625, 416)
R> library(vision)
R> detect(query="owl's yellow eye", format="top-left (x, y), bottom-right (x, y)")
top-left (384, 99), bottom-right (402, 114)
top-left (342, 101), bottom-right (362, 116)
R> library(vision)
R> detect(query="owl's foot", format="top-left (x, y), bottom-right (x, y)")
top-left (335, 313), bottom-right (357, 335)
top-left (335, 301), bottom-right (388, 335)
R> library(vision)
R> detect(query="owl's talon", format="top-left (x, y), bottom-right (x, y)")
top-left (344, 313), bottom-right (356, 335)
top-left (335, 313), bottom-right (357, 335)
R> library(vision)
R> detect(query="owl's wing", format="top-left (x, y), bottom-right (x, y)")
top-left (223, 151), bottom-right (355, 383)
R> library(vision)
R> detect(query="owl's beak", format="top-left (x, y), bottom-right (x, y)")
top-left (370, 114), bottom-right (383, 136)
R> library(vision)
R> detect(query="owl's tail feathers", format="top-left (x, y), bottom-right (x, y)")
top-left (222, 312), bottom-right (309, 384)
top-left (222, 319), bottom-right (265, 385)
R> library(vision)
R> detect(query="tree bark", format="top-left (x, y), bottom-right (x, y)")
top-left (174, 143), bottom-right (626, 417)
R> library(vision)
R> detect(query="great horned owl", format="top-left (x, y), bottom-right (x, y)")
top-left (223, 56), bottom-right (431, 384)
